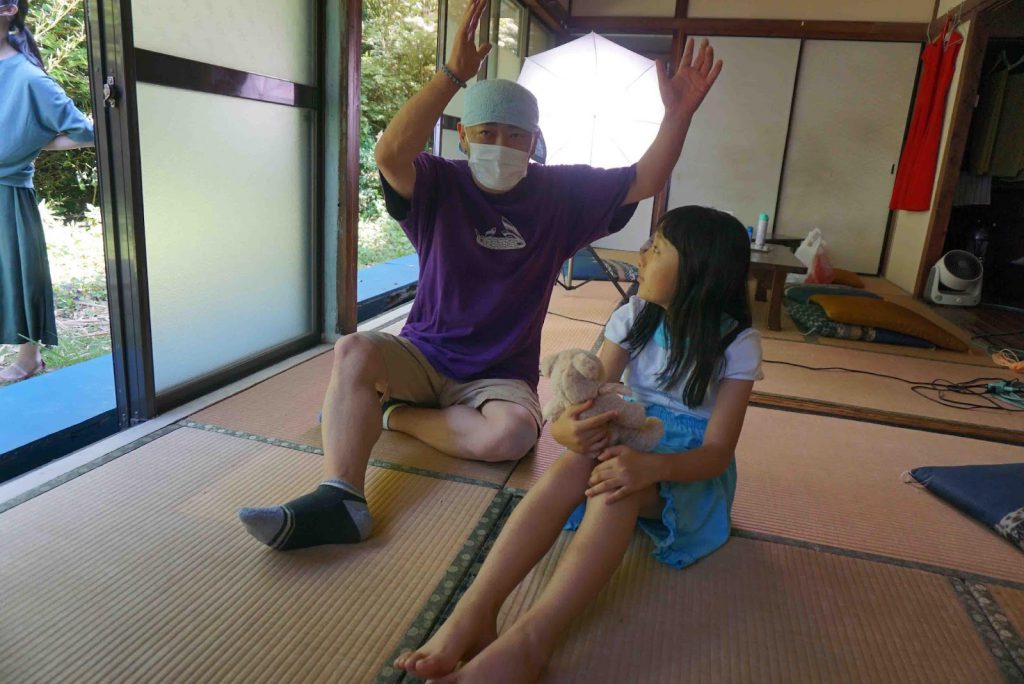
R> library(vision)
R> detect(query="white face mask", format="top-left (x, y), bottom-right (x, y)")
top-left (466, 142), bottom-right (530, 192)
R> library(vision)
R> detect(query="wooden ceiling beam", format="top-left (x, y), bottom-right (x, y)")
top-left (568, 16), bottom-right (927, 42)
top-left (522, 0), bottom-right (570, 34)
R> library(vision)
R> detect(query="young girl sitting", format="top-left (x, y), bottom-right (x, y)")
top-left (395, 205), bottom-right (762, 683)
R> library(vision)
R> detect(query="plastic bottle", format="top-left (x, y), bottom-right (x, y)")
top-left (746, 226), bottom-right (754, 242)
top-left (755, 212), bottom-right (769, 247)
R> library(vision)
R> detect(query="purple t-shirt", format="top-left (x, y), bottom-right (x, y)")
top-left (382, 153), bottom-right (637, 389)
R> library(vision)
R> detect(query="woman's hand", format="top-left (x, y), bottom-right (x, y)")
top-left (447, 0), bottom-right (492, 82)
top-left (41, 134), bottom-right (92, 151)
top-left (550, 400), bottom-right (617, 457)
top-left (586, 445), bottom-right (665, 503)
top-left (656, 37), bottom-right (722, 120)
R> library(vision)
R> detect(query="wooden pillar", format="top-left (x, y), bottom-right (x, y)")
top-left (338, 0), bottom-right (361, 334)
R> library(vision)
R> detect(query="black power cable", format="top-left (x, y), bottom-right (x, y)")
top-left (547, 310), bottom-right (605, 327)
top-left (763, 359), bottom-right (1024, 412)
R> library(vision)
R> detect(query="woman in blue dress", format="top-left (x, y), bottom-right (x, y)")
top-left (0, 0), bottom-right (94, 382)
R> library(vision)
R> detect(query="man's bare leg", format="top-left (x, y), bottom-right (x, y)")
top-left (238, 335), bottom-right (388, 549)
top-left (387, 401), bottom-right (537, 463)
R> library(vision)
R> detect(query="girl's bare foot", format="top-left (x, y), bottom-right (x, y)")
top-left (394, 605), bottom-right (498, 679)
top-left (434, 626), bottom-right (549, 684)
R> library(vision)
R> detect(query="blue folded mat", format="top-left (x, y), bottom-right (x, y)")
top-left (909, 463), bottom-right (1024, 552)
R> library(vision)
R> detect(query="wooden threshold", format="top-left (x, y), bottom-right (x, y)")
top-left (750, 392), bottom-right (1024, 447)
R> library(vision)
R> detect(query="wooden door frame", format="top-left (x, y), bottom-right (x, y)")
top-left (914, 0), bottom-right (1024, 295)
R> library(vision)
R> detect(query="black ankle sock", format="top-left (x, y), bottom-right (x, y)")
top-left (239, 480), bottom-right (371, 550)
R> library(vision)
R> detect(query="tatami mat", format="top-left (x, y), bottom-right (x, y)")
top-left (543, 281), bottom-right (622, 358)
top-left (190, 284), bottom-right (609, 487)
top-left (0, 427), bottom-right (497, 683)
top-left (547, 280), bottom-right (624, 326)
top-left (992, 586), bottom-right (1024, 645)
top-left (503, 405), bottom-right (1024, 584)
top-left (496, 533), bottom-right (1005, 683)
top-left (310, 429), bottom-right (515, 486)
top-left (190, 351), bottom-right (516, 485)
top-left (733, 407), bottom-right (1024, 583)
top-left (506, 423), bottom-right (564, 492)
top-left (192, 350), bottom-right (334, 444)
top-left (757, 336), bottom-right (1023, 436)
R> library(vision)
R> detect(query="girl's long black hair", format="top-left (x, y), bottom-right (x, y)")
top-left (3, 1), bottom-right (44, 70)
top-left (622, 206), bottom-right (753, 408)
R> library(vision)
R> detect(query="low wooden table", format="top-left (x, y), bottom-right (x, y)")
top-left (749, 246), bottom-right (807, 331)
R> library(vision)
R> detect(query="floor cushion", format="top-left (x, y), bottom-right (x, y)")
top-left (809, 295), bottom-right (969, 352)
top-left (831, 268), bottom-right (866, 288)
top-left (785, 299), bottom-right (935, 348)
top-left (786, 284), bottom-right (880, 304)
top-left (909, 463), bottom-right (1024, 552)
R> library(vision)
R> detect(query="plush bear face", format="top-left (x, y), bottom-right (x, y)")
top-left (542, 349), bottom-right (603, 405)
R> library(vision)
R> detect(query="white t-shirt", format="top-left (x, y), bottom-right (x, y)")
top-left (605, 297), bottom-right (764, 419)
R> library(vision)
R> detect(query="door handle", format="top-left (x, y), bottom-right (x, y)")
top-left (103, 76), bottom-right (119, 109)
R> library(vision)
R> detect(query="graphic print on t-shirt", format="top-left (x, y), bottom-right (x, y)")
top-left (475, 217), bottom-right (526, 250)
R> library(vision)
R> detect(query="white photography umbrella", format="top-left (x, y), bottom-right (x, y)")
top-left (517, 32), bottom-right (664, 168)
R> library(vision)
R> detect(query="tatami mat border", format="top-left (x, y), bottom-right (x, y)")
top-left (479, 500), bottom-right (1024, 592)
top-left (969, 581), bottom-right (1024, 676)
top-left (731, 528), bottom-right (1024, 591)
top-left (0, 424), bottom-right (185, 515)
top-left (951, 578), bottom-right (1024, 682)
top-left (749, 392), bottom-right (1024, 447)
top-left (381, 493), bottom-right (1024, 683)
top-left (374, 490), bottom-right (516, 684)
top-left (180, 421), bottom-right (503, 491)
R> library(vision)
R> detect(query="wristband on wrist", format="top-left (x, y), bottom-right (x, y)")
top-left (440, 64), bottom-right (468, 89)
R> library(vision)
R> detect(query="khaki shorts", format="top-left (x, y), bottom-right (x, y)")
top-left (361, 332), bottom-right (543, 434)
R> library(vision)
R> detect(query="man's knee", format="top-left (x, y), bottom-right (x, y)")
top-left (467, 415), bottom-right (536, 463)
top-left (332, 334), bottom-right (386, 384)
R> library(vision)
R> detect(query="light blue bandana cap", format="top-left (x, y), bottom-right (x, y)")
top-left (461, 79), bottom-right (547, 163)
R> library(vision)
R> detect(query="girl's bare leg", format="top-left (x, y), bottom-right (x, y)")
top-left (438, 485), bottom-right (662, 684)
top-left (395, 450), bottom-right (596, 679)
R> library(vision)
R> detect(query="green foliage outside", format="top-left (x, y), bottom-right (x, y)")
top-left (29, 0), bottom-right (96, 221)
top-left (25, 0), bottom-right (438, 257)
top-left (2, 0), bottom-right (440, 376)
top-left (359, 0), bottom-right (438, 267)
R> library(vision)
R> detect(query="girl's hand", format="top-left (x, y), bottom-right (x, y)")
top-left (550, 400), bottom-right (617, 457)
top-left (586, 445), bottom-right (665, 503)
top-left (656, 38), bottom-right (722, 120)
top-left (447, 0), bottom-right (492, 83)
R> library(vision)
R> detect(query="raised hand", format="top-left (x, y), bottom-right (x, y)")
top-left (655, 37), bottom-right (723, 119)
top-left (447, 0), bottom-right (492, 82)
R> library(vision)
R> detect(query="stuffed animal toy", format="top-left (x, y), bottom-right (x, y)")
top-left (541, 348), bottom-right (664, 453)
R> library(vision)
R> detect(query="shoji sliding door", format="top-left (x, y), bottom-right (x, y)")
top-left (667, 36), bottom-right (801, 234)
top-left (775, 40), bottom-right (919, 274)
top-left (129, 0), bottom-right (321, 404)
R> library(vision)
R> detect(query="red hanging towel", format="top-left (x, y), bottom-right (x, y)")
top-left (890, 22), bottom-right (963, 211)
